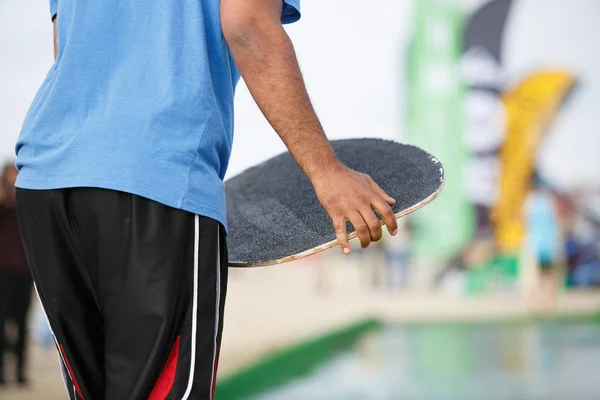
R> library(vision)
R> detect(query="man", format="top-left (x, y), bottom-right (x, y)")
top-left (15, 1), bottom-right (398, 399)
top-left (0, 163), bottom-right (33, 386)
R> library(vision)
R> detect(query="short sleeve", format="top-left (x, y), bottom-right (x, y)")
top-left (281, 0), bottom-right (301, 24)
top-left (50, 0), bottom-right (58, 20)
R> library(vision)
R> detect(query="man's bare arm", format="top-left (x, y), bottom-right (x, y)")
top-left (221, 0), bottom-right (398, 252)
top-left (221, 1), bottom-right (337, 181)
top-left (53, 17), bottom-right (58, 59)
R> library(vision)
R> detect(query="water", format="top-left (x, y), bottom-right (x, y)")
top-left (254, 321), bottom-right (600, 400)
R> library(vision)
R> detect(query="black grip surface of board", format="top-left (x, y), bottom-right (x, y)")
top-left (225, 138), bottom-right (444, 266)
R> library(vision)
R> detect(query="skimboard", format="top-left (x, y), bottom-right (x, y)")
top-left (225, 138), bottom-right (444, 267)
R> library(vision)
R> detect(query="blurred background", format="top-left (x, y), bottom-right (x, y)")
top-left (1, 0), bottom-right (600, 399)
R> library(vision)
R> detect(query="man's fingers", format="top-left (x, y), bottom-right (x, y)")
top-left (369, 178), bottom-right (396, 205)
top-left (333, 217), bottom-right (351, 254)
top-left (360, 207), bottom-right (383, 242)
top-left (348, 212), bottom-right (371, 248)
top-left (373, 198), bottom-right (398, 236)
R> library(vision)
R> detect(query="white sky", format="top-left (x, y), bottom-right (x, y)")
top-left (0, 0), bottom-right (598, 187)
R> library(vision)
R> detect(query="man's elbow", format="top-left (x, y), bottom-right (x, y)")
top-left (221, 14), bottom-right (280, 50)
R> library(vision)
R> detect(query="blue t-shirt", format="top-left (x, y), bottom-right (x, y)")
top-left (15, 0), bottom-right (301, 230)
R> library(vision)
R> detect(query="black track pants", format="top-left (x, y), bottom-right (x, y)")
top-left (16, 188), bottom-right (228, 400)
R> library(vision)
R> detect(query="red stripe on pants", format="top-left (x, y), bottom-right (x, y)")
top-left (59, 345), bottom-right (85, 399)
top-left (149, 336), bottom-right (181, 400)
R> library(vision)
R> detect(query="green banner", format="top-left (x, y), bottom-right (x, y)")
top-left (406, 0), bottom-right (474, 262)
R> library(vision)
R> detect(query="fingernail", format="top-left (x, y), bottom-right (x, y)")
top-left (392, 229), bottom-right (398, 236)
top-left (343, 247), bottom-right (351, 254)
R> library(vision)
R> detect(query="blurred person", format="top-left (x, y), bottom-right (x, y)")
top-left (569, 242), bottom-right (600, 287)
top-left (0, 163), bottom-right (33, 386)
top-left (525, 176), bottom-right (562, 272)
top-left (540, 186), bottom-right (600, 288)
top-left (565, 212), bottom-right (600, 287)
top-left (13, 1), bottom-right (399, 399)
top-left (524, 175), bottom-right (562, 308)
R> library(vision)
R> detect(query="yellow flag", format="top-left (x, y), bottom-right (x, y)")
top-left (493, 71), bottom-right (576, 252)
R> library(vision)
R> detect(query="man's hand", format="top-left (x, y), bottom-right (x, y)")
top-left (312, 163), bottom-right (398, 253)
top-left (222, 0), bottom-right (398, 253)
